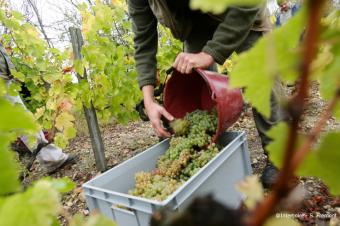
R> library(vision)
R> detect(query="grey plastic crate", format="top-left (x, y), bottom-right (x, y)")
top-left (83, 132), bottom-right (252, 226)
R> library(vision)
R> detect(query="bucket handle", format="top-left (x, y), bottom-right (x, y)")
top-left (165, 66), bottom-right (200, 75)
top-left (211, 91), bottom-right (217, 100)
top-left (165, 67), bottom-right (174, 75)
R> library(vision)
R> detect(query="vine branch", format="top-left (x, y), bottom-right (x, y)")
top-left (26, 0), bottom-right (54, 48)
top-left (246, 1), bottom-right (327, 225)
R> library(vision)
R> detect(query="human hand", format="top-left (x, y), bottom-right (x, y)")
top-left (144, 100), bottom-right (174, 138)
top-left (173, 52), bottom-right (214, 74)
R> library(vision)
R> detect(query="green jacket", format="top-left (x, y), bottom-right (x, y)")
top-left (128, 0), bottom-right (269, 88)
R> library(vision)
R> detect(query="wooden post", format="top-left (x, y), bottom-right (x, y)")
top-left (69, 27), bottom-right (107, 172)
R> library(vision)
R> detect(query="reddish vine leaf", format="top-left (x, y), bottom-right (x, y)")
top-left (62, 66), bottom-right (73, 74)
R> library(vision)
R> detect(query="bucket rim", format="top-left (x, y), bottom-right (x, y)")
top-left (164, 68), bottom-right (225, 142)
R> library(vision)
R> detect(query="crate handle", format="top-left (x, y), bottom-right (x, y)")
top-left (111, 205), bottom-right (140, 226)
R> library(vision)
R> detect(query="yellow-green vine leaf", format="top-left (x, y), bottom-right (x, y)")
top-left (298, 132), bottom-right (340, 196)
top-left (0, 136), bottom-right (20, 195)
top-left (0, 180), bottom-right (61, 226)
top-left (70, 214), bottom-right (117, 226)
top-left (235, 175), bottom-right (264, 209)
top-left (264, 216), bottom-right (301, 226)
top-left (230, 8), bottom-right (306, 118)
top-left (0, 98), bottom-right (37, 131)
top-left (266, 123), bottom-right (304, 169)
top-left (55, 112), bottom-right (75, 131)
top-left (266, 123), bottom-right (288, 168)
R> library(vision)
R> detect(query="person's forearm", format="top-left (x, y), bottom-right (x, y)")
top-left (142, 85), bottom-right (155, 107)
top-left (128, 0), bottom-right (158, 89)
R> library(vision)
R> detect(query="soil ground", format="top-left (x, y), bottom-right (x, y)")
top-left (20, 82), bottom-right (340, 225)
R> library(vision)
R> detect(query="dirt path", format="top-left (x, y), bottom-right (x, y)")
top-left (20, 82), bottom-right (339, 225)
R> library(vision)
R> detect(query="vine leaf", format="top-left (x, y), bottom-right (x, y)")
top-left (44, 177), bottom-right (75, 193)
top-left (0, 80), bottom-right (5, 96)
top-left (0, 135), bottom-right (20, 195)
top-left (264, 216), bottom-right (301, 226)
top-left (235, 175), bottom-right (264, 209)
top-left (230, 8), bottom-right (306, 118)
top-left (298, 132), bottom-right (340, 196)
top-left (55, 112), bottom-right (75, 131)
top-left (70, 214), bottom-right (117, 226)
top-left (266, 123), bottom-right (304, 169)
top-left (0, 180), bottom-right (60, 226)
top-left (314, 10), bottom-right (340, 120)
top-left (0, 98), bottom-right (37, 195)
top-left (317, 56), bottom-right (340, 121)
top-left (266, 123), bottom-right (288, 168)
top-left (11, 70), bottom-right (26, 81)
top-left (81, 11), bottom-right (95, 35)
top-left (0, 99), bottom-right (37, 131)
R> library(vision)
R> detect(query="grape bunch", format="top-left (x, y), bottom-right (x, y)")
top-left (129, 110), bottom-right (220, 201)
top-left (130, 172), bottom-right (181, 201)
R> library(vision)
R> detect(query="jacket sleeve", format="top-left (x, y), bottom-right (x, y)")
top-left (202, 7), bottom-right (260, 65)
top-left (128, 0), bottom-right (158, 89)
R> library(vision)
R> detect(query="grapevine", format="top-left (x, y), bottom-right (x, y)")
top-left (129, 110), bottom-right (219, 201)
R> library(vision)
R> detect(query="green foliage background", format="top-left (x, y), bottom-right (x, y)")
top-left (0, 1), bottom-right (180, 225)
top-left (0, 1), bottom-right (181, 148)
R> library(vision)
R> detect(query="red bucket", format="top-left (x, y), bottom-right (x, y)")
top-left (163, 68), bottom-right (244, 142)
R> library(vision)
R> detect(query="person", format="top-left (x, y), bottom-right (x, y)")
top-left (128, 0), bottom-right (286, 188)
top-left (274, 0), bottom-right (302, 26)
top-left (0, 43), bottom-right (76, 174)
